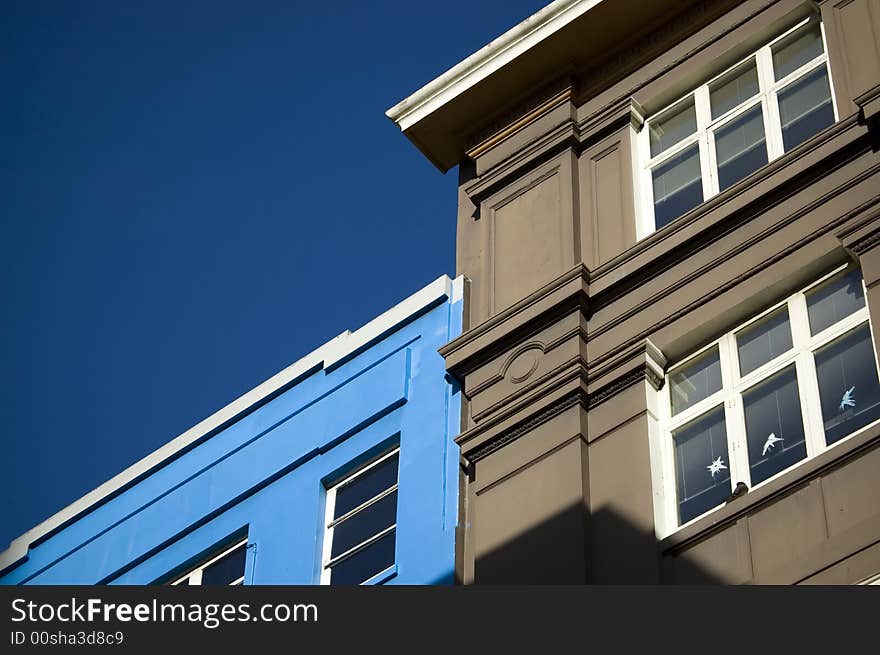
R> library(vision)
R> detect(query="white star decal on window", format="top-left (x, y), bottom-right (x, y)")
top-left (707, 456), bottom-right (727, 479)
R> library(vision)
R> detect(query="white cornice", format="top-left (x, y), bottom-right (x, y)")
top-left (0, 274), bottom-right (464, 574)
top-left (385, 0), bottom-right (605, 132)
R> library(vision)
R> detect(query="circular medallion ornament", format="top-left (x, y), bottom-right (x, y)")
top-left (506, 347), bottom-right (541, 383)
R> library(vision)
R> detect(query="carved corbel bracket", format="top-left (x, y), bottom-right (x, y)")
top-left (586, 338), bottom-right (667, 410)
top-left (835, 201), bottom-right (880, 285)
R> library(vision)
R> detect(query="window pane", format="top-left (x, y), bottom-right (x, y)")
top-left (329, 531), bottom-right (395, 585)
top-left (772, 22), bottom-right (824, 81)
top-left (201, 544), bottom-right (247, 585)
top-left (743, 365), bottom-right (807, 485)
top-left (670, 346), bottom-right (723, 415)
top-left (652, 144), bottom-right (704, 229)
top-left (710, 59), bottom-right (759, 119)
top-left (333, 452), bottom-right (398, 519)
top-left (806, 269), bottom-right (865, 335)
top-left (714, 104), bottom-right (768, 191)
top-left (736, 307), bottom-right (793, 376)
top-left (649, 98), bottom-right (697, 157)
top-left (673, 406), bottom-right (731, 525)
top-left (331, 491), bottom-right (397, 558)
top-left (815, 324), bottom-right (880, 445)
top-left (778, 65), bottom-right (834, 152)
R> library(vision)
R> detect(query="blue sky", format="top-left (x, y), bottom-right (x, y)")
top-left (1, 0), bottom-right (549, 553)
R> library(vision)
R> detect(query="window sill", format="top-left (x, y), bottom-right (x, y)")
top-left (658, 418), bottom-right (880, 552)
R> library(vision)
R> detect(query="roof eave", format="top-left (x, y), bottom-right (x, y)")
top-left (385, 0), bottom-right (605, 170)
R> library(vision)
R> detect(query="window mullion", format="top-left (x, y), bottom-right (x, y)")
top-left (721, 334), bottom-right (751, 488)
top-left (694, 85), bottom-right (715, 200)
top-left (719, 331), bottom-right (738, 389)
top-left (756, 45), bottom-right (784, 161)
top-left (789, 294), bottom-right (811, 348)
top-left (728, 390), bottom-right (752, 489)
top-left (788, 293), bottom-right (826, 457)
top-left (796, 349), bottom-right (826, 457)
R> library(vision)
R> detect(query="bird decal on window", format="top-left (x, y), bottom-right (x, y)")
top-left (839, 386), bottom-right (856, 411)
top-left (707, 456), bottom-right (727, 479)
top-left (762, 432), bottom-right (783, 456)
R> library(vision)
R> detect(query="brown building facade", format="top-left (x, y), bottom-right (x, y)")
top-left (387, 0), bottom-right (880, 584)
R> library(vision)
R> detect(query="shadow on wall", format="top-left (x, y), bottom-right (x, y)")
top-left (468, 504), bottom-right (727, 585)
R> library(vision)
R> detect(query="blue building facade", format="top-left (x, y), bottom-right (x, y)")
top-left (0, 275), bottom-right (463, 585)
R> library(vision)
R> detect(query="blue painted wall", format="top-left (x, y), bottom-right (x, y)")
top-left (0, 278), bottom-right (463, 585)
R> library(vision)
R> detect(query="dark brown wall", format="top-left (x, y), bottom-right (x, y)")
top-left (444, 0), bottom-right (880, 584)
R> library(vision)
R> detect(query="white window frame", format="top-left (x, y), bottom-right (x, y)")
top-left (656, 264), bottom-right (880, 538)
top-left (171, 537), bottom-right (248, 585)
top-left (637, 15), bottom-right (839, 239)
top-left (321, 447), bottom-right (399, 585)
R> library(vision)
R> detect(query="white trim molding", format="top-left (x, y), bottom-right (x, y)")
top-left (385, 0), bottom-right (604, 132)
